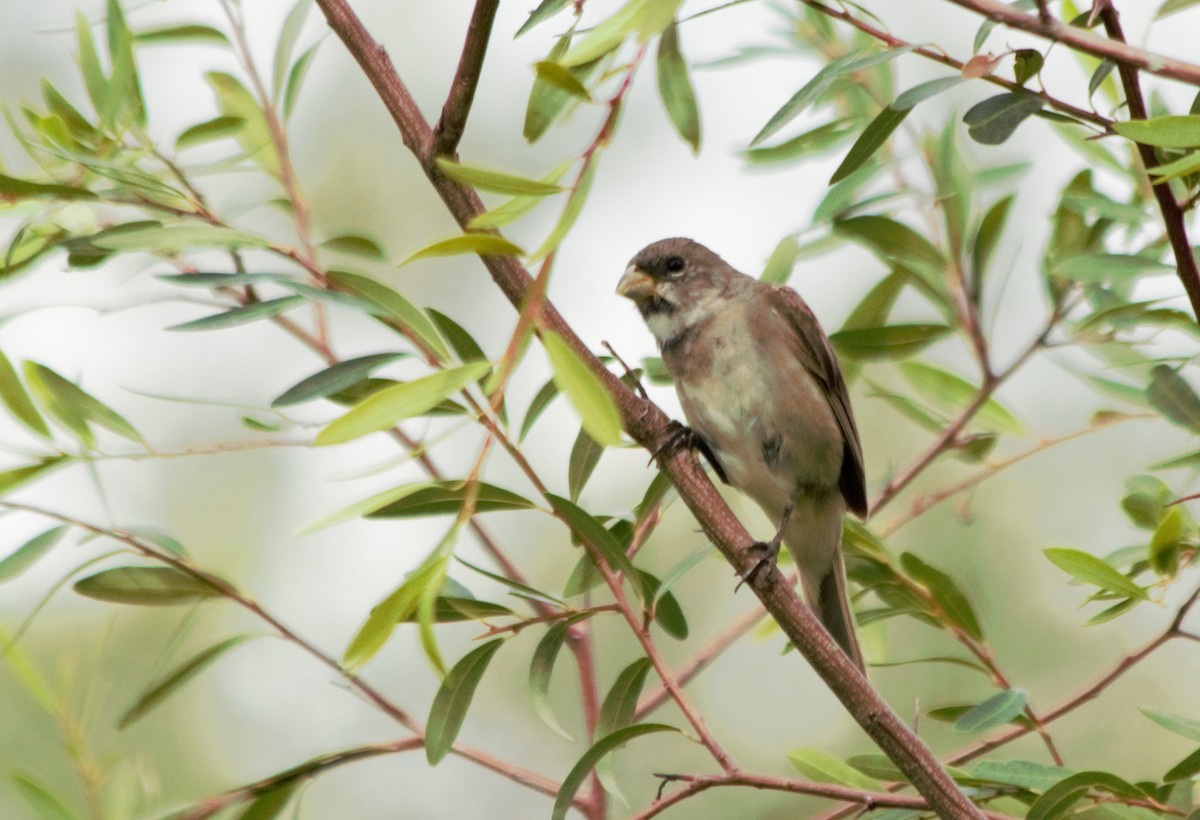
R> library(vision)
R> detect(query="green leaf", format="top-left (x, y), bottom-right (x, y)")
top-left (830, 324), bottom-right (951, 361)
top-left (900, 553), bottom-right (983, 640)
top-left (1028, 772), bottom-right (1147, 820)
top-left (1043, 547), bottom-right (1148, 599)
top-left (834, 215), bottom-right (945, 274)
top-left (400, 596), bottom-right (514, 623)
top-left (24, 362), bottom-right (141, 444)
top-left (963, 92), bottom-right (1043, 145)
top-left (743, 118), bottom-right (858, 165)
top-left (282, 43), bottom-right (319, 119)
top-left (895, 76), bottom-right (970, 110)
top-left (320, 234), bottom-right (384, 260)
top-left (759, 235), bottom-right (799, 285)
top-left (1157, 0), bottom-right (1200, 18)
top-left (788, 748), bottom-right (882, 791)
top-left (1013, 49), bottom-right (1044, 85)
top-left (366, 481), bottom-right (538, 518)
top-left (656, 22), bottom-right (700, 153)
top-left (1121, 475), bottom-right (1172, 529)
top-left (76, 11), bottom-right (113, 126)
top-left (636, 570), bottom-right (688, 639)
top-left (543, 331), bottom-right (622, 447)
top-left (971, 194), bottom-right (1014, 288)
top-left (327, 270), bottom-right (450, 361)
top-left (830, 105), bottom-right (909, 184)
top-left (206, 71), bottom-right (280, 177)
top-left (1142, 707), bottom-right (1200, 743)
top-left (531, 157), bottom-right (600, 261)
top-left (0, 350), bottom-right (50, 438)
top-left (10, 774), bottom-right (75, 820)
top-left (106, 0), bottom-right (146, 128)
top-left (970, 759), bottom-right (1073, 791)
top-left (119, 635), bottom-right (251, 728)
top-left (1051, 253), bottom-right (1173, 282)
top-left (1112, 115), bottom-right (1200, 148)
top-left (1148, 365), bottom-right (1200, 432)
top-left (135, 24), bottom-right (230, 45)
top-left (551, 724), bottom-right (679, 820)
top-left (236, 780), bottom-right (300, 820)
top-left (898, 361), bottom-right (1023, 434)
top-left (426, 639), bottom-right (505, 765)
top-left (74, 566), bottom-right (222, 606)
top-left (525, 34), bottom-right (603, 143)
top-left (400, 234), bottom-right (524, 266)
top-left (272, 353), bottom-right (405, 407)
top-left (596, 657), bottom-right (653, 738)
top-left (315, 362), bottom-right (490, 445)
top-left (468, 162), bottom-right (573, 229)
top-left (1147, 150), bottom-right (1200, 183)
top-left (516, 0), bottom-right (572, 37)
top-left (435, 158), bottom-right (564, 196)
top-left (533, 60), bottom-right (592, 100)
top-left (91, 224), bottom-right (269, 252)
top-left (299, 481), bottom-right (437, 534)
top-left (0, 173), bottom-right (95, 201)
top-left (558, 0), bottom-right (652, 67)
top-left (846, 753), bottom-right (907, 782)
top-left (176, 115), bottom-right (245, 150)
top-left (0, 457), bottom-right (70, 496)
top-left (546, 494), bottom-right (641, 593)
top-left (520, 379), bottom-right (560, 443)
top-left (952, 689), bottom-right (1028, 733)
top-left (0, 527), bottom-right (67, 583)
top-left (1149, 505), bottom-right (1186, 576)
top-left (273, 0), bottom-right (311, 100)
top-left (529, 617), bottom-right (583, 739)
top-left (569, 427), bottom-right (604, 502)
top-left (1165, 747), bottom-right (1200, 782)
top-left (167, 296), bottom-right (306, 332)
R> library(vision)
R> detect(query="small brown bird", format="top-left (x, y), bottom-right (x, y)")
top-left (617, 237), bottom-right (867, 670)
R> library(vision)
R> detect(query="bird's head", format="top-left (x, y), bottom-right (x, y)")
top-left (616, 238), bottom-right (740, 344)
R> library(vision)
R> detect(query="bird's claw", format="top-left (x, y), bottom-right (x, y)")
top-left (735, 538), bottom-right (782, 592)
top-left (651, 421), bottom-right (729, 484)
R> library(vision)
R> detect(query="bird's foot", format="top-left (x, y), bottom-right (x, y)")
top-left (651, 420), bottom-right (728, 484)
top-left (735, 538), bottom-right (781, 592)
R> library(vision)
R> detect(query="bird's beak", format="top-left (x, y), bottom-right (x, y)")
top-left (616, 264), bottom-right (657, 302)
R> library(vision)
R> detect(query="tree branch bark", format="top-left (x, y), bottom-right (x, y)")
top-left (432, 0), bottom-right (499, 157)
top-left (311, 2), bottom-right (984, 816)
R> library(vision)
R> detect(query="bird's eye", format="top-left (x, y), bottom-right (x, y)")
top-left (665, 256), bottom-right (685, 274)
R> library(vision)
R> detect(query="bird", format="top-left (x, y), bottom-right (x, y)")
top-left (617, 237), bottom-right (867, 671)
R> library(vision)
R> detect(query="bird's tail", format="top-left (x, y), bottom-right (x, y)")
top-left (807, 549), bottom-right (865, 673)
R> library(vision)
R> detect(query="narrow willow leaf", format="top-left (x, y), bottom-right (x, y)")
top-left (91, 224), bottom-right (269, 252)
top-left (1147, 365), bottom-right (1200, 432)
top-left (41, 79), bottom-right (98, 139)
top-left (636, 570), bottom-right (687, 639)
top-left (400, 596), bottom-right (514, 623)
top-left (971, 194), bottom-right (1014, 289)
top-left (74, 566), bottom-right (222, 606)
top-left (1149, 505), bottom-right (1185, 576)
top-left (320, 234), bottom-right (384, 259)
top-left (0, 457), bottom-right (69, 495)
top-left (299, 481), bottom-right (437, 535)
top-left (176, 115), bottom-right (245, 150)
top-left (542, 331), bottom-right (621, 446)
top-left (899, 361), bottom-right (1023, 434)
top-left (529, 616), bottom-right (585, 739)
top-left (559, 0), bottom-right (645, 67)
top-left (0, 173), bottom-right (96, 201)
top-left (400, 234), bottom-right (524, 266)
top-left (272, 353), bottom-right (405, 407)
top-left (76, 11), bottom-right (113, 126)
top-left (366, 481), bottom-right (537, 518)
top-left (760, 235), bottom-right (799, 284)
top-left (834, 215), bottom-right (945, 273)
top-left (743, 118), bottom-right (858, 165)
top-left (1157, 0), bottom-right (1200, 18)
top-left (106, 0), bottom-right (146, 127)
top-left (656, 22), bottom-right (700, 153)
top-left (788, 748), bottom-right (882, 790)
top-left (273, 0), bottom-right (311, 99)
top-left (0, 350), bottom-right (50, 438)
top-left (458, 556), bottom-right (565, 606)
top-left (971, 759), bottom-right (1073, 791)
top-left (520, 379), bottom-right (560, 442)
top-left (119, 635), bottom-right (251, 728)
top-left (516, 0), bottom-right (572, 37)
top-left (24, 363), bottom-right (141, 443)
top-left (1088, 59), bottom-right (1116, 99)
top-left (1165, 748), bottom-right (1200, 782)
top-left (426, 639), bottom-right (505, 765)
top-left (167, 296), bottom-right (305, 332)
top-left (952, 689), bottom-right (1028, 733)
top-left (525, 34), bottom-right (602, 143)
top-left (533, 60), bottom-right (592, 100)
top-left (327, 270), bottom-right (450, 361)
top-left (1028, 772), bottom-right (1146, 820)
top-left (596, 658), bottom-right (653, 739)
top-left (10, 775), bottom-right (75, 820)
top-left (830, 106), bottom-right (909, 184)
top-left (900, 552), bottom-right (984, 640)
top-left (236, 780), bottom-right (300, 820)
top-left (1148, 150), bottom-right (1200, 183)
top-left (0, 527), bottom-right (67, 583)
top-left (315, 362), bottom-right (490, 445)
top-left (842, 270), bottom-right (907, 330)
top-left (551, 725), bottom-right (679, 820)
top-left (1112, 115), bottom-right (1200, 148)
top-left (435, 158), bottom-right (564, 196)
top-left (1122, 475), bottom-right (1172, 529)
top-left (963, 93), bottom-right (1043, 145)
top-left (282, 43), bottom-right (319, 120)
top-left (468, 162), bottom-right (573, 230)
top-left (135, 24), bottom-right (230, 45)
top-left (568, 427), bottom-right (604, 502)
top-left (1043, 547), bottom-right (1148, 599)
top-left (343, 548), bottom-right (448, 672)
top-left (894, 76), bottom-right (969, 110)
top-left (531, 156), bottom-right (599, 261)
top-left (546, 494), bottom-right (641, 593)
top-left (870, 656), bottom-right (989, 674)
top-left (830, 324), bottom-right (951, 362)
top-left (1051, 253), bottom-right (1173, 282)
top-left (206, 71), bottom-right (280, 177)
top-left (1141, 707), bottom-right (1200, 742)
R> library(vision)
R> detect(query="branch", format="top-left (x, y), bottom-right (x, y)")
top-left (940, 0), bottom-right (1200, 85)
top-left (433, 0), bottom-right (500, 157)
top-left (311, 2), bottom-right (985, 816)
top-left (1094, 0), bottom-right (1200, 322)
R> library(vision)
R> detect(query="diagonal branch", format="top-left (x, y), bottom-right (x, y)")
top-left (940, 0), bottom-right (1200, 85)
top-left (432, 0), bottom-right (500, 157)
top-left (1094, 0), bottom-right (1200, 322)
top-left (311, 2), bottom-right (984, 816)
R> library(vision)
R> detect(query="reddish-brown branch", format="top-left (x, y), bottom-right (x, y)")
top-left (1094, 0), bottom-right (1200, 322)
top-left (940, 0), bottom-right (1200, 85)
top-left (311, 2), bottom-right (984, 815)
top-left (433, 0), bottom-right (500, 157)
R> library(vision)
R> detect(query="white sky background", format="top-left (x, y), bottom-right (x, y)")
top-left (1, 1), bottom-right (1199, 818)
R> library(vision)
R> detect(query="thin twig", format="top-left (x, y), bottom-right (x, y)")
top-left (432, 0), bottom-right (500, 157)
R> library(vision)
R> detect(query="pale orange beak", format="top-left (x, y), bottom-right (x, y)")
top-left (616, 264), bottom-right (657, 302)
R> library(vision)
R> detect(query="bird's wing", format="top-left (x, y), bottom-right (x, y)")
top-left (764, 285), bottom-right (867, 516)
